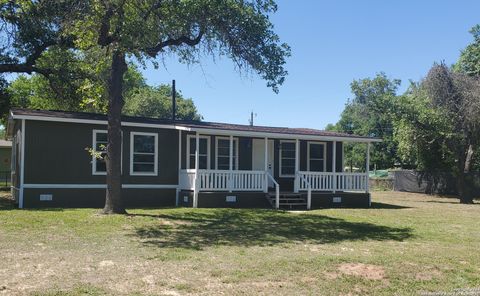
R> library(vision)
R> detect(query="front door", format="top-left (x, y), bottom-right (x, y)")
top-left (252, 139), bottom-right (275, 187)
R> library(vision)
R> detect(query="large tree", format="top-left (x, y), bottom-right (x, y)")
top-left (331, 73), bottom-right (401, 170)
top-left (0, 0), bottom-right (289, 213)
top-left (396, 64), bottom-right (480, 203)
top-left (455, 25), bottom-right (480, 77)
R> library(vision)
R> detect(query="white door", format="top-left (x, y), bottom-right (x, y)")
top-left (252, 139), bottom-right (275, 187)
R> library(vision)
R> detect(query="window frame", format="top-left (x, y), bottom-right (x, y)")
top-left (186, 135), bottom-right (211, 170)
top-left (215, 136), bottom-right (239, 170)
top-left (307, 141), bottom-right (327, 172)
top-left (92, 130), bottom-right (108, 175)
top-left (279, 140), bottom-right (296, 177)
top-left (129, 131), bottom-right (158, 176)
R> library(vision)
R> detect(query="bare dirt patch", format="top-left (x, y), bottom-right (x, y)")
top-left (337, 263), bottom-right (386, 280)
top-left (415, 268), bottom-right (442, 281)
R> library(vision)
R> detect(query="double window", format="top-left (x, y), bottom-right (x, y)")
top-left (187, 135), bottom-right (210, 169)
top-left (130, 132), bottom-right (158, 175)
top-left (92, 130), bottom-right (157, 176)
top-left (308, 142), bottom-right (326, 172)
top-left (216, 137), bottom-right (238, 170)
top-left (279, 141), bottom-right (296, 177)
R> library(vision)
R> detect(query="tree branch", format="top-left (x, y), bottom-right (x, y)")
top-left (145, 30), bottom-right (204, 57)
top-left (0, 63), bottom-right (52, 76)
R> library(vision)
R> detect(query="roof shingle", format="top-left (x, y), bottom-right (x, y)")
top-left (10, 108), bottom-right (379, 141)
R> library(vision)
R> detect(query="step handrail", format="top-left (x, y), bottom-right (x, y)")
top-left (298, 173), bottom-right (312, 210)
top-left (266, 172), bottom-right (280, 209)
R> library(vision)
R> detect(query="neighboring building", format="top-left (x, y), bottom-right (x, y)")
top-left (0, 139), bottom-right (12, 176)
top-left (6, 109), bottom-right (380, 209)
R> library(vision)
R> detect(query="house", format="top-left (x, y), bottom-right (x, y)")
top-left (6, 108), bottom-right (380, 209)
top-left (0, 139), bottom-right (12, 185)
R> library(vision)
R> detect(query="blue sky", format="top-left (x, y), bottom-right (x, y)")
top-left (141, 0), bottom-right (480, 129)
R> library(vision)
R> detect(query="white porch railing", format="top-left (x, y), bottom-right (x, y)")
top-left (298, 171), bottom-right (368, 192)
top-left (180, 169), bottom-right (266, 191)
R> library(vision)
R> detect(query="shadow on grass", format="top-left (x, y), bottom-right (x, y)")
top-left (132, 209), bottom-right (413, 250)
top-left (370, 202), bottom-right (411, 209)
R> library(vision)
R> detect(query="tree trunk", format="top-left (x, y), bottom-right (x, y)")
top-left (103, 50), bottom-right (128, 214)
top-left (458, 144), bottom-right (474, 204)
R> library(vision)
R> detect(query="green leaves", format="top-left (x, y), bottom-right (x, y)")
top-left (123, 84), bottom-right (202, 121)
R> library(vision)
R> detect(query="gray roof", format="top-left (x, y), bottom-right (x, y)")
top-left (10, 108), bottom-right (380, 141)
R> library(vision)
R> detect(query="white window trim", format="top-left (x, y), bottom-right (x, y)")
top-left (215, 136), bottom-right (239, 170)
top-left (307, 141), bottom-right (327, 172)
top-left (186, 135), bottom-right (211, 169)
top-left (92, 130), bottom-right (123, 175)
top-left (130, 132), bottom-right (158, 176)
top-left (279, 140), bottom-right (296, 178)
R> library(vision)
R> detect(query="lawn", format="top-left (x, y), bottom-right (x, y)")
top-left (0, 191), bottom-right (479, 295)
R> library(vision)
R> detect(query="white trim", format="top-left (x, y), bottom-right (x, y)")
top-left (185, 127), bottom-right (382, 143)
top-left (215, 136), bottom-right (239, 170)
top-left (130, 132), bottom-right (158, 176)
top-left (11, 114), bottom-right (380, 143)
top-left (92, 129), bottom-right (124, 175)
top-left (186, 134), bottom-right (210, 170)
top-left (10, 114), bottom-right (189, 131)
top-left (92, 130), bottom-right (108, 175)
top-left (19, 119), bottom-right (25, 209)
top-left (178, 130), bottom-right (182, 171)
top-left (23, 183), bottom-right (178, 189)
top-left (307, 141), bottom-right (327, 172)
top-left (366, 143), bottom-right (370, 193)
top-left (279, 140), bottom-right (296, 178)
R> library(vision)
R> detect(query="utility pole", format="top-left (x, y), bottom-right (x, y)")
top-left (249, 111), bottom-right (257, 126)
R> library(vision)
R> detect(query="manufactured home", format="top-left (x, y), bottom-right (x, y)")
top-left (7, 109), bottom-right (380, 209)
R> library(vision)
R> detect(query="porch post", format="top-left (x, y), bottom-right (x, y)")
top-left (332, 141), bottom-right (336, 193)
top-left (264, 137), bottom-right (268, 193)
top-left (294, 139), bottom-right (300, 193)
top-left (176, 130), bottom-right (182, 206)
top-left (366, 142), bottom-right (370, 193)
top-left (193, 132), bottom-right (200, 208)
top-left (229, 135), bottom-right (233, 192)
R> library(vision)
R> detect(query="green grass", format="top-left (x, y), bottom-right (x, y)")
top-left (0, 191), bottom-right (479, 295)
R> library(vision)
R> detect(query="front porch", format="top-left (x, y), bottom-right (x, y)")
top-left (177, 130), bottom-right (374, 209)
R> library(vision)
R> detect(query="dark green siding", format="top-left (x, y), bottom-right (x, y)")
top-left (23, 120), bottom-right (178, 185)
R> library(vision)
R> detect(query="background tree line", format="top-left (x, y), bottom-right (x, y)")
top-left (327, 25), bottom-right (480, 203)
top-left (0, 49), bottom-right (202, 125)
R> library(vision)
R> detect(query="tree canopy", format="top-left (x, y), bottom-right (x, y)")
top-left (0, 0), bottom-right (290, 213)
top-left (124, 84), bottom-right (202, 121)
top-left (330, 73), bottom-right (401, 170)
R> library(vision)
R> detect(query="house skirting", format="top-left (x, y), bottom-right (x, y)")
top-left (179, 190), bottom-right (370, 209)
top-left (22, 188), bottom-right (176, 208)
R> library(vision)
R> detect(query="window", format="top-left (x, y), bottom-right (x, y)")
top-left (92, 130), bottom-right (108, 175)
top-left (187, 135), bottom-right (210, 169)
top-left (216, 137), bottom-right (238, 170)
top-left (279, 141), bottom-right (296, 177)
top-left (11, 132), bottom-right (19, 174)
top-left (130, 132), bottom-right (158, 175)
top-left (308, 142), bottom-right (326, 172)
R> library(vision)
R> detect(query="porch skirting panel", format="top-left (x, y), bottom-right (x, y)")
top-left (310, 192), bottom-right (370, 208)
top-left (179, 190), bottom-right (271, 208)
top-left (179, 190), bottom-right (370, 209)
top-left (22, 188), bottom-right (177, 208)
